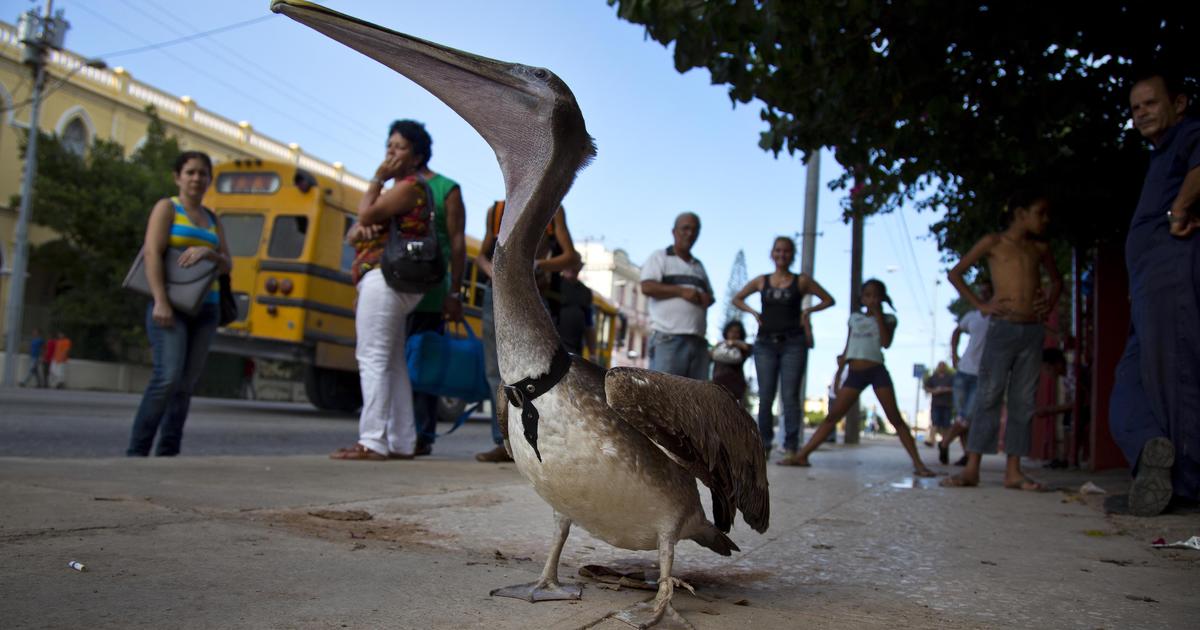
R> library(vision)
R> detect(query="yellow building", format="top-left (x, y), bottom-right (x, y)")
top-left (0, 21), bottom-right (368, 347)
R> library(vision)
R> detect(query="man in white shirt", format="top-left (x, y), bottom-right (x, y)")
top-left (640, 212), bottom-right (714, 379)
top-left (944, 280), bottom-right (993, 465)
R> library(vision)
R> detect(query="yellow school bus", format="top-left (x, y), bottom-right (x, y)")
top-left (206, 159), bottom-right (617, 411)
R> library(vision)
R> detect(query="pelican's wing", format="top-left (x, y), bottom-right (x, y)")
top-left (604, 367), bottom-right (769, 533)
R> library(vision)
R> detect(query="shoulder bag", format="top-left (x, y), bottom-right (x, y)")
top-left (122, 247), bottom-right (218, 316)
top-left (381, 177), bottom-right (445, 293)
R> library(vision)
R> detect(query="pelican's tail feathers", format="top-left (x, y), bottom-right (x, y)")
top-left (691, 524), bottom-right (739, 556)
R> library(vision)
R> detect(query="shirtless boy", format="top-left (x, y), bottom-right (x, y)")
top-left (943, 191), bottom-right (1061, 490)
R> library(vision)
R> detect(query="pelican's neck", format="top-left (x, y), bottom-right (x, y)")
top-left (492, 161), bottom-right (579, 381)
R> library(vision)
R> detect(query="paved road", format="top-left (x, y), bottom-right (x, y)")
top-left (0, 387), bottom-right (496, 458)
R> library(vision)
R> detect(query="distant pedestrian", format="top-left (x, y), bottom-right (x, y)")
top-left (1035, 348), bottom-right (1073, 469)
top-left (640, 212), bottom-right (714, 379)
top-left (942, 190), bottom-right (1061, 491)
top-left (790, 279), bottom-right (936, 476)
top-left (20, 328), bottom-right (45, 388)
top-left (396, 120), bottom-right (467, 459)
top-left (1109, 71), bottom-right (1200, 515)
top-left (732, 236), bottom-right (835, 460)
top-left (557, 258), bottom-right (596, 358)
top-left (924, 362), bottom-right (955, 463)
top-left (126, 151), bottom-right (231, 457)
top-left (473, 200), bottom-right (577, 463)
top-left (710, 320), bottom-right (752, 407)
top-left (48, 331), bottom-right (71, 389)
top-left (943, 280), bottom-right (994, 466)
top-left (240, 358), bottom-right (256, 400)
top-left (39, 335), bottom-right (56, 389)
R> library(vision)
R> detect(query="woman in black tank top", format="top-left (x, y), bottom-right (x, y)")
top-left (732, 237), bottom-right (835, 464)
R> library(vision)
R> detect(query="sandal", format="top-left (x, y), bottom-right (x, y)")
top-left (940, 474), bottom-right (978, 488)
top-left (1003, 477), bottom-right (1048, 492)
top-left (330, 444), bottom-right (387, 461)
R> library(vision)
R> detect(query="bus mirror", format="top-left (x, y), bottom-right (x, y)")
top-left (294, 169), bottom-right (318, 193)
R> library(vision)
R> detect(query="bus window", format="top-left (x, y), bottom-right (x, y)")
top-left (268, 215), bottom-right (309, 259)
top-left (216, 172), bottom-right (281, 194)
top-left (219, 214), bottom-right (265, 257)
top-left (340, 216), bottom-right (356, 273)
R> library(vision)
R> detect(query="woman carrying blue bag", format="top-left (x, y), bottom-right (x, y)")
top-left (331, 121), bottom-right (436, 461)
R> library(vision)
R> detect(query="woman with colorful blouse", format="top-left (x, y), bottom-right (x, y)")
top-left (331, 121), bottom-right (436, 461)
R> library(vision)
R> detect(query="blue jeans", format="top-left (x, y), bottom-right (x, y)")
top-left (482, 287), bottom-right (503, 445)
top-left (648, 332), bottom-right (709, 380)
top-left (967, 320), bottom-right (1043, 456)
top-left (753, 333), bottom-right (807, 451)
top-left (127, 303), bottom-right (219, 456)
top-left (952, 371), bottom-right (979, 425)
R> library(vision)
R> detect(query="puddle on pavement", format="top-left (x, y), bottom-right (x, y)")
top-left (889, 477), bottom-right (940, 489)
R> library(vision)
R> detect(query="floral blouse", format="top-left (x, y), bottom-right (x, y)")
top-left (351, 175), bottom-right (431, 285)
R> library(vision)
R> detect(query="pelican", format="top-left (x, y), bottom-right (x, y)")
top-left (272, 2), bottom-right (769, 627)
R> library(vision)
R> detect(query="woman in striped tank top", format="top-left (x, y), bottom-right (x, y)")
top-left (126, 151), bottom-right (231, 457)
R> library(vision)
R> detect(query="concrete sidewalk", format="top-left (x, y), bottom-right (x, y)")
top-left (1, 440), bottom-right (1196, 629)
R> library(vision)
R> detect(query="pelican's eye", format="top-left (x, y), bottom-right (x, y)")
top-left (533, 67), bottom-right (549, 80)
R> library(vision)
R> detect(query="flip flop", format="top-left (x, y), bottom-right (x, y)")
top-left (940, 474), bottom-right (978, 488)
top-left (1003, 477), bottom-right (1049, 492)
top-left (330, 444), bottom-right (387, 461)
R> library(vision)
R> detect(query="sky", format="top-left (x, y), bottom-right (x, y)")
top-left (3, 0), bottom-right (966, 427)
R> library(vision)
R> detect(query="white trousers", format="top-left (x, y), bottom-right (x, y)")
top-left (355, 269), bottom-right (423, 456)
top-left (49, 362), bottom-right (67, 388)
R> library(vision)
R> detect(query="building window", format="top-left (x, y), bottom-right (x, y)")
top-left (62, 117), bottom-right (89, 156)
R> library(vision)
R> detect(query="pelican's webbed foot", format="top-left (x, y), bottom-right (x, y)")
top-left (489, 579), bottom-right (583, 602)
top-left (612, 577), bottom-right (696, 629)
top-left (612, 601), bottom-right (693, 630)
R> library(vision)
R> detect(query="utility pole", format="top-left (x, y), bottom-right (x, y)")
top-left (3, 1), bottom-right (67, 386)
top-left (797, 151), bottom-right (820, 425)
top-left (844, 205), bottom-right (864, 444)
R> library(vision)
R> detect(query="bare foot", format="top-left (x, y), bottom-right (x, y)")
top-left (913, 467), bottom-right (938, 478)
top-left (777, 453), bottom-right (811, 467)
top-left (940, 474), bottom-right (978, 488)
top-left (1003, 476), bottom-right (1048, 492)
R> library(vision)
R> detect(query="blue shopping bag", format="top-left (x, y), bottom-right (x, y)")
top-left (406, 322), bottom-right (491, 402)
top-left (406, 322), bottom-right (492, 437)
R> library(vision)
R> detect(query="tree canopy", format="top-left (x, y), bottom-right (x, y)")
top-left (609, 0), bottom-right (1195, 256)
top-left (16, 107), bottom-right (179, 360)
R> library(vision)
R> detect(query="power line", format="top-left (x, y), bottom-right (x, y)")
top-left (95, 14), bottom-right (276, 59)
top-left (894, 206), bottom-right (933, 316)
top-left (119, 0), bottom-right (381, 141)
top-left (68, 2), bottom-right (375, 167)
top-left (875, 211), bottom-right (929, 326)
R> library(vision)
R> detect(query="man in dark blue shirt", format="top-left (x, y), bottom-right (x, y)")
top-left (1109, 72), bottom-right (1200, 516)
top-left (21, 328), bottom-right (45, 388)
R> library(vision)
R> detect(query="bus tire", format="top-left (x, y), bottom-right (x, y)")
top-left (437, 396), bottom-right (468, 424)
top-left (304, 366), bottom-right (362, 413)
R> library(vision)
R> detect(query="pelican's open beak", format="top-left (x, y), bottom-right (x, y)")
top-left (271, 1), bottom-right (595, 240)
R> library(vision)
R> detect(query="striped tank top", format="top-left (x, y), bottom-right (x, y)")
top-left (168, 196), bottom-right (220, 304)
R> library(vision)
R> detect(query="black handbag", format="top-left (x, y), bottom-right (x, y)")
top-left (380, 177), bottom-right (445, 293)
top-left (218, 274), bottom-right (238, 326)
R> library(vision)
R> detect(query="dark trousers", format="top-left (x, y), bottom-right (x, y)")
top-left (408, 311), bottom-right (444, 447)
